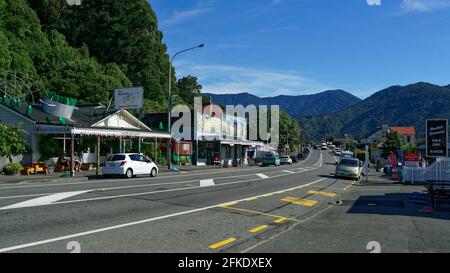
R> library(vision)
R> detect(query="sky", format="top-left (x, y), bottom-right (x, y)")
top-left (150, 0), bottom-right (450, 99)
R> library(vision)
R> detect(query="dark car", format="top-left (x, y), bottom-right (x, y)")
top-left (297, 153), bottom-right (306, 160)
top-left (291, 156), bottom-right (298, 163)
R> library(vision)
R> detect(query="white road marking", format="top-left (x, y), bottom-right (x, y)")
top-left (0, 191), bottom-right (90, 210)
top-left (0, 152), bottom-right (325, 209)
top-left (200, 179), bottom-right (215, 187)
top-left (0, 178), bottom-right (327, 253)
top-left (256, 173), bottom-right (270, 179)
top-left (282, 170), bottom-right (295, 174)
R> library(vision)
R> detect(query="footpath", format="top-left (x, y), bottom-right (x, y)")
top-left (250, 170), bottom-right (450, 253)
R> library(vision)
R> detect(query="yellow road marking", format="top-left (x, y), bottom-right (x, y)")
top-left (249, 225), bottom-right (269, 233)
top-left (281, 197), bottom-right (318, 207)
top-left (273, 218), bottom-right (287, 223)
top-left (245, 197), bottom-right (258, 201)
top-left (219, 205), bottom-right (299, 222)
top-left (307, 190), bottom-right (337, 197)
top-left (209, 238), bottom-right (236, 249)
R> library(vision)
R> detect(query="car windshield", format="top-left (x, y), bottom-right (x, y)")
top-left (339, 159), bottom-right (358, 167)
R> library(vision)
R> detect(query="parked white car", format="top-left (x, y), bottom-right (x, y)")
top-left (335, 158), bottom-right (362, 180)
top-left (280, 155), bottom-right (293, 165)
top-left (103, 153), bottom-right (158, 178)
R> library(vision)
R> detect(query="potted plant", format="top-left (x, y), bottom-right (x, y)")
top-left (4, 163), bottom-right (23, 176)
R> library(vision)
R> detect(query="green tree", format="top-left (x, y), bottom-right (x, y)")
top-left (383, 131), bottom-right (404, 153)
top-left (0, 123), bottom-right (27, 158)
top-left (30, 0), bottom-right (176, 104)
top-left (176, 75), bottom-right (202, 106)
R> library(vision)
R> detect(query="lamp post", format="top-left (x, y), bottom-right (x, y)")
top-left (167, 43), bottom-right (205, 169)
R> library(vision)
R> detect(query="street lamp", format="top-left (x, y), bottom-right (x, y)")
top-left (167, 43), bottom-right (205, 170)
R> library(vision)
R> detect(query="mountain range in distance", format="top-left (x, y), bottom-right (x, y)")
top-left (203, 90), bottom-right (362, 118)
top-left (204, 82), bottom-right (450, 142)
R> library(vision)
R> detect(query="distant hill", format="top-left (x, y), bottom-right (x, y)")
top-left (299, 82), bottom-right (450, 141)
top-left (203, 90), bottom-right (361, 118)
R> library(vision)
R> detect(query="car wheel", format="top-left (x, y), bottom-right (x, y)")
top-left (150, 168), bottom-right (157, 177)
top-left (125, 168), bottom-right (133, 179)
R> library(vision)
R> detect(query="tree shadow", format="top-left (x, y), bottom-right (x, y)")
top-left (346, 192), bottom-right (450, 220)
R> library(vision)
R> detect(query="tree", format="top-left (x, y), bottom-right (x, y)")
top-left (383, 131), bottom-right (403, 153)
top-left (30, 0), bottom-right (177, 103)
top-left (176, 75), bottom-right (202, 106)
top-left (0, 123), bottom-right (27, 159)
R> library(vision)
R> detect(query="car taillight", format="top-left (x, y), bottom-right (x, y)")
top-left (120, 161), bottom-right (127, 166)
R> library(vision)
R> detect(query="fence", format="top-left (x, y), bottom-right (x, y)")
top-left (403, 157), bottom-right (450, 184)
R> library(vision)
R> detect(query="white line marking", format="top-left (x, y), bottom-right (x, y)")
top-left (256, 173), bottom-right (270, 179)
top-left (282, 170), bottom-right (295, 174)
top-left (0, 178), bottom-right (327, 253)
top-left (200, 179), bottom-right (215, 187)
top-left (0, 191), bottom-right (90, 210)
top-left (0, 152), bottom-right (325, 209)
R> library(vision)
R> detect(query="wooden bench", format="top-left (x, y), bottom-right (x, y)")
top-left (21, 167), bottom-right (34, 176)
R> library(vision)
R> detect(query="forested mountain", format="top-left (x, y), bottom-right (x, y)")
top-left (0, 0), bottom-right (132, 104)
top-left (204, 90), bottom-right (361, 118)
top-left (299, 83), bottom-right (450, 141)
top-left (24, 0), bottom-right (179, 112)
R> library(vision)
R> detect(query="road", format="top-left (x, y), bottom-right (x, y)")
top-left (0, 150), bottom-right (356, 253)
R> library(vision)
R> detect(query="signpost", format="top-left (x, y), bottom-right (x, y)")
top-left (426, 119), bottom-right (448, 157)
top-left (114, 87), bottom-right (144, 110)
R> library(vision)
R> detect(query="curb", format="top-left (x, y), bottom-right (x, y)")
top-left (19, 176), bottom-right (89, 184)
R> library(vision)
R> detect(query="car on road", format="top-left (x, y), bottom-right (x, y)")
top-left (103, 153), bottom-right (159, 179)
top-left (280, 155), bottom-right (293, 165)
top-left (261, 151), bottom-right (281, 167)
top-left (297, 153), bottom-right (306, 160)
top-left (335, 158), bottom-right (362, 180)
top-left (291, 155), bottom-right (298, 163)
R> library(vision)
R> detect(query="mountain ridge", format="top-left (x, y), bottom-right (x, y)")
top-left (299, 82), bottom-right (450, 141)
top-left (203, 89), bottom-right (362, 118)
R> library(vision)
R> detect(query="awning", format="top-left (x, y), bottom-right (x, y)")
top-left (34, 124), bottom-right (171, 139)
top-left (221, 140), bottom-right (264, 147)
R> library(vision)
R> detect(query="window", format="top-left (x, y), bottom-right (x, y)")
top-left (129, 154), bottom-right (141, 161)
top-left (110, 155), bottom-right (126, 161)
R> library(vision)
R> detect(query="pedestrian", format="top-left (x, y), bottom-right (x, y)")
top-left (375, 156), bottom-right (381, 172)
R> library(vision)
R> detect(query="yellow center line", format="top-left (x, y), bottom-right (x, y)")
top-left (209, 237), bottom-right (236, 249)
top-left (249, 225), bottom-right (269, 233)
top-left (273, 218), bottom-right (287, 223)
top-left (219, 205), bottom-right (299, 222)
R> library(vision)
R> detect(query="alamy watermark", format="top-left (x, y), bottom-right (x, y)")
top-left (171, 97), bottom-right (280, 147)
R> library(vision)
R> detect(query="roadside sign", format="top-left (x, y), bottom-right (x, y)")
top-left (426, 119), bottom-right (448, 157)
top-left (114, 87), bottom-right (144, 110)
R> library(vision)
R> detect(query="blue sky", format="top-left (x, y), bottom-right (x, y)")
top-left (150, 0), bottom-right (450, 98)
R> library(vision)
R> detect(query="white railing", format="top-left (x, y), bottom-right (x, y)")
top-left (403, 157), bottom-right (450, 184)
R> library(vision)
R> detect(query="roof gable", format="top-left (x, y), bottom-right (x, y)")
top-left (91, 110), bottom-right (151, 131)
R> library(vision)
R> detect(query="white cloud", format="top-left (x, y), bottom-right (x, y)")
top-left (160, 2), bottom-right (212, 27)
top-left (400, 0), bottom-right (450, 12)
top-left (174, 62), bottom-right (334, 97)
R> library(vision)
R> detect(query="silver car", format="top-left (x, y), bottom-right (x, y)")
top-left (335, 158), bottom-right (362, 180)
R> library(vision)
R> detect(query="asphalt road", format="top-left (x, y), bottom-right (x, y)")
top-left (0, 150), bottom-right (356, 253)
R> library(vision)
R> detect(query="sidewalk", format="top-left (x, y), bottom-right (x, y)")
top-left (250, 171), bottom-right (450, 253)
top-left (0, 163), bottom-right (258, 185)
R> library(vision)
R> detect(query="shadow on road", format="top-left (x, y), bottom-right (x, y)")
top-left (346, 193), bottom-right (450, 220)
